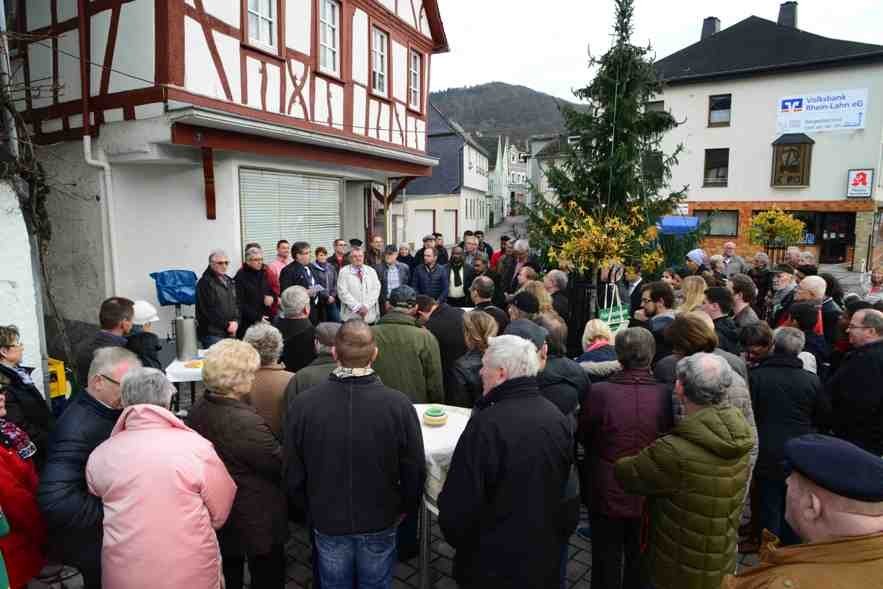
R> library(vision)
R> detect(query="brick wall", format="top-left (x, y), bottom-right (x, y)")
top-left (688, 200), bottom-right (876, 265)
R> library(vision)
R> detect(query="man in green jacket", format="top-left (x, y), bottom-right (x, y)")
top-left (615, 352), bottom-right (755, 589)
top-left (371, 286), bottom-right (444, 404)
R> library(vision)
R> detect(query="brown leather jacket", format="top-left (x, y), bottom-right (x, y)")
top-left (722, 530), bottom-right (883, 588)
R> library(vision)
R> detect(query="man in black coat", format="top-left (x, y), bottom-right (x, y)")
top-left (749, 327), bottom-right (829, 544)
top-left (417, 295), bottom-right (466, 403)
top-left (234, 246), bottom-right (275, 338)
top-left (74, 297), bottom-right (135, 388)
top-left (471, 255), bottom-right (506, 309)
top-left (702, 286), bottom-right (742, 355)
top-left (274, 286), bottom-right (317, 373)
top-left (500, 239), bottom-right (541, 294)
top-left (439, 334), bottom-right (573, 589)
top-left (196, 250), bottom-right (239, 348)
top-left (280, 241), bottom-right (320, 324)
top-left (543, 269), bottom-right (571, 322)
top-left (38, 348), bottom-right (140, 589)
top-left (375, 245), bottom-right (411, 314)
top-left (285, 320), bottom-right (425, 587)
top-left (469, 276), bottom-right (509, 333)
top-left (826, 309), bottom-right (883, 455)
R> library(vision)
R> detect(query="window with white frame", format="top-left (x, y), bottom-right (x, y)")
top-left (319, 0), bottom-right (340, 75)
top-left (247, 0), bottom-right (275, 48)
top-left (409, 51), bottom-right (422, 109)
top-left (372, 28), bottom-right (388, 95)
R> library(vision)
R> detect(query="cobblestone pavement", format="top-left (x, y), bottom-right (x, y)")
top-left (30, 506), bottom-right (762, 589)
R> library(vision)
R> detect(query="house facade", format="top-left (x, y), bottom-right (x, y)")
top-left (656, 2), bottom-right (883, 268)
top-left (528, 134), bottom-right (567, 207)
top-left (12, 0), bottom-right (447, 334)
top-left (487, 136), bottom-right (527, 219)
top-left (392, 103), bottom-right (489, 247)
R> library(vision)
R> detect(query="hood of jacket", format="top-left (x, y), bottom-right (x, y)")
top-left (126, 331), bottom-right (161, 354)
top-left (714, 316), bottom-right (741, 340)
top-left (674, 405), bottom-right (754, 460)
top-left (377, 310), bottom-right (419, 327)
top-left (110, 404), bottom-right (193, 436)
top-left (477, 376), bottom-right (539, 410)
top-left (538, 356), bottom-right (589, 390)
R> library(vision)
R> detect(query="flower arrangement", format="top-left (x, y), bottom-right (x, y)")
top-left (548, 201), bottom-right (665, 273)
top-left (748, 208), bottom-right (805, 246)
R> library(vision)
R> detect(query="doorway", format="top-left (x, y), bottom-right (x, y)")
top-left (820, 213), bottom-right (855, 264)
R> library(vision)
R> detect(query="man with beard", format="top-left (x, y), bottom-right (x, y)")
top-left (447, 246), bottom-right (474, 308)
top-left (771, 264), bottom-right (798, 327)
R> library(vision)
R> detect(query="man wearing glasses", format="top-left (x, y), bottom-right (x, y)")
top-left (826, 309), bottom-right (883, 456)
top-left (38, 347), bottom-right (141, 589)
top-left (196, 249), bottom-right (240, 349)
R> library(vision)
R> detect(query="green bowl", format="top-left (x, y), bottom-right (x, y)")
top-left (425, 406), bottom-right (446, 417)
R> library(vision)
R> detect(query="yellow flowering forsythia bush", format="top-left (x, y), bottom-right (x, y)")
top-left (548, 201), bottom-right (665, 273)
top-left (748, 208), bottom-right (805, 246)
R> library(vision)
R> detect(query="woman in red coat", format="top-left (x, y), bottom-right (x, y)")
top-left (0, 376), bottom-right (46, 589)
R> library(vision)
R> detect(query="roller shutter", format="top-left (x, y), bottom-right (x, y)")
top-left (239, 169), bottom-right (341, 261)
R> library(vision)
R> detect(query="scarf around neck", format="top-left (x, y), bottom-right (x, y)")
top-left (333, 367), bottom-right (375, 379)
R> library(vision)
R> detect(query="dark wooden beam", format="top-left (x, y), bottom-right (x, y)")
top-left (202, 147), bottom-right (216, 220)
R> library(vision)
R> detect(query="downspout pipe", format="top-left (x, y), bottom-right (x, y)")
top-left (78, 0), bottom-right (118, 296)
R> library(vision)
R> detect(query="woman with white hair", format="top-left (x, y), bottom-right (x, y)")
top-left (243, 323), bottom-right (292, 438)
top-left (186, 340), bottom-right (288, 589)
top-left (576, 319), bottom-right (619, 383)
top-left (86, 368), bottom-right (236, 589)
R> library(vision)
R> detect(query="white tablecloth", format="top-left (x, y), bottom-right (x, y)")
top-left (165, 350), bottom-right (208, 384)
top-left (413, 404), bottom-right (471, 504)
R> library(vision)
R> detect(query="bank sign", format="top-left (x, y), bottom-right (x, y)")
top-left (776, 88), bottom-right (868, 133)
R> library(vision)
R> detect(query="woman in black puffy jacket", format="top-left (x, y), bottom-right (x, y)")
top-left (449, 310), bottom-right (498, 408)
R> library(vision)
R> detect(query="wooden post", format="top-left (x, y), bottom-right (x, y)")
top-left (202, 147), bottom-right (216, 220)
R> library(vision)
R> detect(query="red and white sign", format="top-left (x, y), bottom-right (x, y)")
top-left (847, 169), bottom-right (874, 198)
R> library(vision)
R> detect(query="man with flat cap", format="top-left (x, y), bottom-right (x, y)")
top-left (722, 434), bottom-right (883, 588)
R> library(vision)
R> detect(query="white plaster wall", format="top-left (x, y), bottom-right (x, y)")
top-left (314, 76), bottom-right (329, 125)
top-left (26, 0), bottom-right (52, 31)
top-left (399, 194), bottom-right (459, 245)
top-left (109, 1), bottom-right (155, 93)
top-left (392, 103), bottom-right (406, 146)
top-left (57, 30), bottom-right (82, 103)
top-left (416, 119), bottom-right (426, 151)
top-left (286, 0), bottom-right (312, 56)
top-left (397, 0), bottom-right (416, 28)
top-left (392, 41), bottom-right (407, 102)
top-left (206, 0), bottom-right (240, 28)
top-left (0, 183), bottom-right (44, 373)
top-left (285, 60), bottom-right (310, 119)
top-left (90, 10), bottom-right (110, 96)
top-left (379, 102), bottom-right (390, 142)
top-left (57, 0), bottom-right (78, 22)
top-left (215, 31), bottom-right (242, 103)
top-left (353, 85), bottom-right (367, 135)
top-left (329, 82), bottom-right (344, 130)
top-left (266, 62), bottom-right (282, 113)
top-left (26, 42), bottom-right (53, 110)
top-left (463, 147), bottom-right (489, 193)
top-left (351, 9), bottom-right (369, 86)
top-left (660, 63), bottom-right (883, 203)
top-left (185, 16), bottom-right (225, 100)
top-left (378, 0), bottom-right (395, 13)
top-left (246, 57), bottom-right (263, 109)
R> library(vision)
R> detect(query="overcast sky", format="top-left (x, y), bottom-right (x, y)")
top-left (430, 0), bottom-right (882, 101)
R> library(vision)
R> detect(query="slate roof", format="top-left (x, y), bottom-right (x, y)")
top-left (655, 16), bottom-right (883, 84)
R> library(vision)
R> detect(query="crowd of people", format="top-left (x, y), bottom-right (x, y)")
top-left (1, 233), bottom-right (882, 589)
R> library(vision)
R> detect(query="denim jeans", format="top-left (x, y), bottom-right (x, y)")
top-left (314, 526), bottom-right (397, 589)
top-left (200, 335), bottom-right (225, 349)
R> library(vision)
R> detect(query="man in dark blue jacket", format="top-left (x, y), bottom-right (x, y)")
top-left (38, 347), bottom-right (141, 589)
top-left (280, 241), bottom-right (320, 323)
top-left (410, 246), bottom-right (449, 303)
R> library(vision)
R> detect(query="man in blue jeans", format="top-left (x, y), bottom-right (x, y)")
top-left (284, 319), bottom-right (426, 588)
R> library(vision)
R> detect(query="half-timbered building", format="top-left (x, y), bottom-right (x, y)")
top-left (11, 0), bottom-right (447, 335)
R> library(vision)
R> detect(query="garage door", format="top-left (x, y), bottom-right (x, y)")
top-left (239, 169), bottom-right (341, 261)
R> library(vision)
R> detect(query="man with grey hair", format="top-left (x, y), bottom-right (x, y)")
top-left (827, 308), bottom-right (883, 455)
top-left (501, 238), bottom-right (541, 294)
top-left (196, 248), bottom-right (239, 348)
top-left (244, 323), bottom-right (292, 437)
top-left (39, 348), bottom-right (141, 589)
top-left (336, 246), bottom-right (382, 323)
top-left (721, 241), bottom-right (748, 277)
top-left (274, 286), bottom-right (316, 373)
top-left (285, 322), bottom-right (341, 398)
top-left (439, 334), bottom-right (574, 588)
top-left (544, 269), bottom-right (571, 322)
top-left (615, 352), bottom-right (754, 589)
top-left (749, 327), bottom-right (826, 545)
top-left (795, 275), bottom-right (842, 344)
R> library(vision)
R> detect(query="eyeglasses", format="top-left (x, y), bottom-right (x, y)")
top-left (100, 374), bottom-right (121, 386)
top-left (213, 260), bottom-right (230, 266)
top-left (846, 323), bottom-right (870, 331)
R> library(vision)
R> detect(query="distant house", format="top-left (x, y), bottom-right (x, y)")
top-left (528, 134), bottom-right (568, 207)
top-left (394, 103), bottom-right (490, 246)
top-left (488, 136), bottom-right (528, 220)
top-left (655, 1), bottom-right (883, 268)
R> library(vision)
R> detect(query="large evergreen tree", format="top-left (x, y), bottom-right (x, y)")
top-left (529, 0), bottom-right (686, 269)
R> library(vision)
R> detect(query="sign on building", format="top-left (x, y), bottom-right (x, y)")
top-left (847, 168), bottom-right (875, 198)
top-left (776, 88), bottom-right (868, 133)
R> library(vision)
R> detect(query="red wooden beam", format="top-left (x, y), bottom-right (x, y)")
top-left (386, 176), bottom-right (415, 206)
top-left (202, 147), bottom-right (216, 220)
